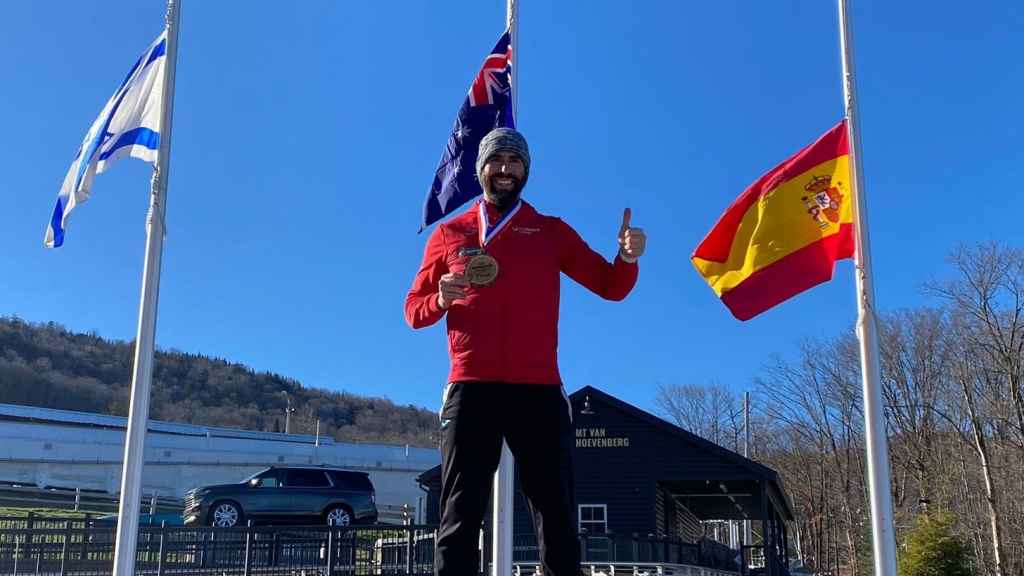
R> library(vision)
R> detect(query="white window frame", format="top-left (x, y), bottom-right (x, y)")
top-left (578, 504), bottom-right (608, 535)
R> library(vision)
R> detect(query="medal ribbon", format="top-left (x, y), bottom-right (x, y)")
top-left (478, 200), bottom-right (521, 248)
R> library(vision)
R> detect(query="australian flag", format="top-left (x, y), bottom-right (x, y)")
top-left (421, 29), bottom-right (515, 230)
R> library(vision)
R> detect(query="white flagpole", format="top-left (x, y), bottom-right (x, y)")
top-left (492, 6), bottom-right (517, 576)
top-left (837, 0), bottom-right (898, 574)
top-left (509, 0), bottom-right (519, 117)
top-left (111, 1), bottom-right (180, 575)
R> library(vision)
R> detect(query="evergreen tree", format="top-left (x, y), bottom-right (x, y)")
top-left (898, 512), bottom-right (973, 576)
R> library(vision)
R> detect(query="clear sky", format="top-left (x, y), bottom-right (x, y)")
top-left (2, 1), bottom-right (1021, 417)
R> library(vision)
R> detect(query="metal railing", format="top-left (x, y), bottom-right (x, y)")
top-left (0, 485), bottom-right (416, 524)
top-left (0, 520), bottom-right (748, 576)
top-left (506, 532), bottom-right (723, 566)
top-left (0, 521), bottom-right (438, 576)
top-left (741, 545), bottom-right (791, 576)
top-left (0, 485), bottom-right (179, 515)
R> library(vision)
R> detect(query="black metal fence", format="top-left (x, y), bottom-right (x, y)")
top-left (0, 518), bottom-right (745, 576)
top-left (0, 519), bottom-right (437, 576)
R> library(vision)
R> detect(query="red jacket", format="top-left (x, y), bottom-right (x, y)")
top-left (405, 200), bottom-right (639, 385)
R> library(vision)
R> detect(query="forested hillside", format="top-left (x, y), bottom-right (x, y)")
top-left (0, 317), bottom-right (436, 447)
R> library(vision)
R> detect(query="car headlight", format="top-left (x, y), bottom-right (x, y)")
top-left (189, 489), bottom-right (211, 501)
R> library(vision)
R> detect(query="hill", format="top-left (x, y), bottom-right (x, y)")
top-left (0, 316), bottom-right (437, 447)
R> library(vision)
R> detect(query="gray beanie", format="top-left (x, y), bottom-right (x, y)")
top-left (476, 127), bottom-right (531, 184)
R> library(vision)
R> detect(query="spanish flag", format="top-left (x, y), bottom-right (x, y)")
top-left (692, 120), bottom-right (854, 321)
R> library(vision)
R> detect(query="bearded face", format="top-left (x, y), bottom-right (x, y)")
top-left (480, 151), bottom-right (526, 209)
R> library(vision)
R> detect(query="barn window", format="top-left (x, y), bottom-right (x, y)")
top-left (578, 504), bottom-right (607, 534)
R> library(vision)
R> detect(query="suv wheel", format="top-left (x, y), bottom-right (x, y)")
top-left (325, 506), bottom-right (352, 526)
top-left (210, 501), bottom-right (243, 527)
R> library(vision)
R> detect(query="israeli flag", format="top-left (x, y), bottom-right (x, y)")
top-left (45, 31), bottom-right (167, 248)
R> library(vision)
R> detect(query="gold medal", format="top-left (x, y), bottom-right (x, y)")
top-left (466, 253), bottom-right (499, 286)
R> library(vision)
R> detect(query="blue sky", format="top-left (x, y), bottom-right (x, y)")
top-left (1, 1), bottom-right (1021, 417)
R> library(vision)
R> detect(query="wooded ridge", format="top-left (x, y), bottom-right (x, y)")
top-left (0, 317), bottom-right (437, 447)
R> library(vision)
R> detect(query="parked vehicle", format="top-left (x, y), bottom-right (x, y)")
top-left (183, 466), bottom-right (377, 527)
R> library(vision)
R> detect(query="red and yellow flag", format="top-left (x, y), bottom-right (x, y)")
top-left (692, 120), bottom-right (854, 321)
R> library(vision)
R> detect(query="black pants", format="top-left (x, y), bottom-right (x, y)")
top-left (435, 381), bottom-right (579, 576)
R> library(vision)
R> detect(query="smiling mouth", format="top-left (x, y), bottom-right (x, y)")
top-left (491, 177), bottom-right (518, 189)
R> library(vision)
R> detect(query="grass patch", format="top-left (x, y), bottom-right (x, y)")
top-left (0, 506), bottom-right (106, 518)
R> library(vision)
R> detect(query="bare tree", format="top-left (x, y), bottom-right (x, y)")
top-left (930, 244), bottom-right (1024, 449)
top-left (655, 244), bottom-right (1024, 576)
top-left (926, 244), bottom-right (1024, 576)
top-left (655, 382), bottom-right (742, 448)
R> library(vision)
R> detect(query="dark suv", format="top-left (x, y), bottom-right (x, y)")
top-left (183, 466), bottom-right (378, 527)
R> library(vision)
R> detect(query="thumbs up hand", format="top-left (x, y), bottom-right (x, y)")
top-left (617, 208), bottom-right (646, 263)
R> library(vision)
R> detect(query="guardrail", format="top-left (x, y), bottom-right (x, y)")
top-left (0, 485), bottom-right (416, 524)
top-left (0, 485), bottom-right (179, 515)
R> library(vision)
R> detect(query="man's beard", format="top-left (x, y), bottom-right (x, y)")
top-left (482, 176), bottom-right (524, 212)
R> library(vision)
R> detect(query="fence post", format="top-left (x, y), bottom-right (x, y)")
top-left (74, 488), bottom-right (81, 512)
top-left (406, 527), bottom-right (415, 575)
top-left (631, 533), bottom-right (638, 562)
top-left (198, 531), bottom-right (207, 568)
top-left (325, 528), bottom-right (336, 576)
top-left (156, 521), bottom-right (166, 576)
top-left (243, 521), bottom-right (253, 576)
top-left (150, 492), bottom-right (158, 516)
top-left (271, 531), bottom-right (279, 566)
top-left (25, 512), bottom-right (35, 566)
top-left (580, 530), bottom-right (588, 563)
top-left (59, 520), bottom-right (72, 576)
top-left (79, 520), bottom-right (88, 562)
top-left (12, 536), bottom-right (19, 575)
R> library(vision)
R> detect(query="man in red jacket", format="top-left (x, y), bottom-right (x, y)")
top-left (405, 128), bottom-right (646, 576)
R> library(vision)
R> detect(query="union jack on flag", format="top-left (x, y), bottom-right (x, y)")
top-left (469, 39), bottom-right (513, 107)
top-left (421, 29), bottom-right (515, 230)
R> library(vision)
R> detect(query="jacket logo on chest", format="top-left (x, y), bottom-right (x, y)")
top-left (458, 246), bottom-right (486, 257)
top-left (512, 226), bottom-right (540, 235)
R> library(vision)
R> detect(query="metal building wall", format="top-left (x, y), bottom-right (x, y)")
top-left (0, 403), bottom-right (439, 513)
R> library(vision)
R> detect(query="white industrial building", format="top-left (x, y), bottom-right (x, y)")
top-left (0, 403), bottom-right (439, 521)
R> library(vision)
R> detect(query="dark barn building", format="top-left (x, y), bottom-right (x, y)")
top-left (418, 385), bottom-right (795, 575)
